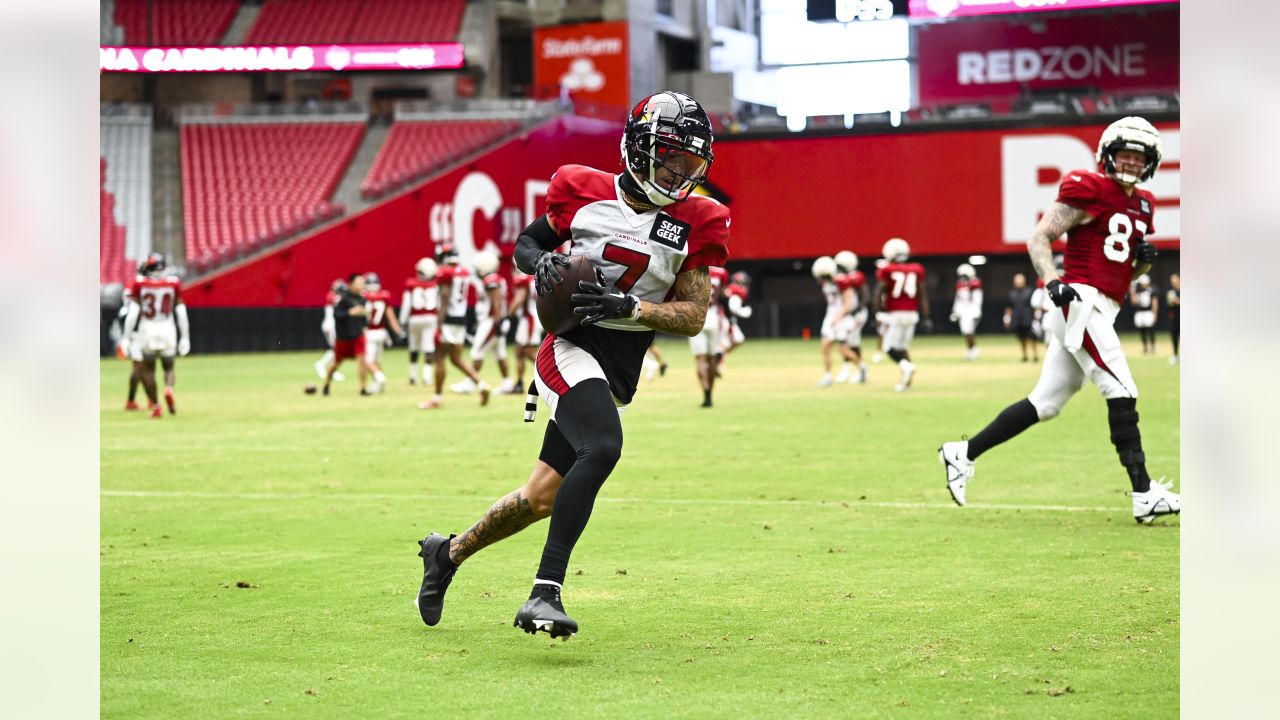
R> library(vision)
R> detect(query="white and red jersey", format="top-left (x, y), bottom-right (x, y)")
top-left (845, 270), bottom-right (867, 311)
top-left (363, 288), bottom-right (393, 330)
top-left (707, 267), bottom-right (728, 319)
top-left (473, 272), bottom-right (508, 320)
top-left (953, 278), bottom-right (984, 315)
top-left (401, 277), bottom-right (439, 317)
top-left (127, 275), bottom-right (182, 329)
top-left (546, 164), bottom-right (730, 331)
top-left (822, 273), bottom-right (857, 316)
top-left (877, 262), bottom-right (925, 312)
top-left (436, 264), bottom-right (473, 321)
top-left (1055, 170), bottom-right (1157, 303)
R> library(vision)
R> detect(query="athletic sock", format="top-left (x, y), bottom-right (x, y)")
top-left (967, 398), bottom-right (1039, 460)
top-left (530, 580), bottom-right (564, 608)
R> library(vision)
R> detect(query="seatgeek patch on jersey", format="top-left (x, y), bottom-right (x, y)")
top-left (1140, 197), bottom-right (1152, 214)
top-left (650, 214), bottom-right (690, 251)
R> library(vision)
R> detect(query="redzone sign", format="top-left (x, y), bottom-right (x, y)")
top-left (916, 10), bottom-right (1178, 104)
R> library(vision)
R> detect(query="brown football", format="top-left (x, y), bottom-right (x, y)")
top-left (536, 254), bottom-right (602, 335)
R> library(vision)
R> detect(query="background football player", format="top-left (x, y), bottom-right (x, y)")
top-left (414, 91), bottom-right (727, 639)
top-left (115, 260), bottom-right (147, 410)
top-left (507, 265), bottom-right (542, 393)
top-left (121, 253), bottom-right (190, 417)
top-left (939, 116), bottom-right (1180, 523)
top-left (467, 250), bottom-right (515, 394)
top-left (313, 278), bottom-right (346, 384)
top-left (361, 272), bottom-right (402, 395)
top-left (874, 238), bottom-right (930, 392)
top-left (812, 255), bottom-right (859, 387)
top-left (641, 341), bottom-right (669, 381)
top-left (721, 270), bottom-right (753, 360)
top-left (1130, 273), bottom-right (1160, 355)
top-left (833, 251), bottom-right (869, 383)
top-left (951, 263), bottom-right (984, 361)
top-left (321, 273), bottom-right (368, 396)
top-left (400, 258), bottom-right (440, 386)
top-left (421, 244), bottom-right (490, 409)
top-left (689, 266), bottom-right (727, 407)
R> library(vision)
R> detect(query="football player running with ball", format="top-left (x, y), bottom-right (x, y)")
top-left (414, 92), bottom-right (728, 639)
top-left (939, 117), bottom-right (1180, 523)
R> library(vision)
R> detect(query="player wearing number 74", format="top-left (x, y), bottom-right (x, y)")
top-left (938, 116), bottom-right (1180, 524)
top-left (412, 91), bottom-right (729, 639)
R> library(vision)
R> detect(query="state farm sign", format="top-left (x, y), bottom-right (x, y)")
top-left (917, 10), bottom-right (1178, 104)
top-left (533, 21), bottom-right (630, 117)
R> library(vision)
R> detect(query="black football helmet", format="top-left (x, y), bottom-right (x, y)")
top-left (622, 91), bottom-right (714, 206)
top-left (436, 242), bottom-right (458, 265)
top-left (139, 252), bottom-right (166, 277)
top-left (730, 271), bottom-right (750, 287)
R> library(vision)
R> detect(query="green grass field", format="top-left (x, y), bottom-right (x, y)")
top-left (101, 336), bottom-right (1179, 719)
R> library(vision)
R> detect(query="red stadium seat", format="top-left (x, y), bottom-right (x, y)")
top-left (114, 0), bottom-right (239, 46)
top-left (246, 0), bottom-right (465, 44)
top-left (100, 158), bottom-right (132, 285)
top-left (180, 122), bottom-right (365, 271)
top-left (360, 119), bottom-right (522, 199)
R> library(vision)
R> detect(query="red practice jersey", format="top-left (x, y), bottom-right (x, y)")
top-left (954, 278), bottom-right (983, 303)
top-left (128, 275), bottom-right (182, 326)
top-left (724, 282), bottom-right (749, 303)
top-left (474, 272), bottom-right (508, 319)
top-left (436, 264), bottom-right (473, 320)
top-left (1055, 170), bottom-right (1157, 303)
top-left (546, 164), bottom-right (729, 330)
top-left (363, 288), bottom-right (394, 330)
top-left (510, 274), bottom-right (536, 317)
top-left (877, 262), bottom-right (925, 312)
top-left (402, 277), bottom-right (438, 316)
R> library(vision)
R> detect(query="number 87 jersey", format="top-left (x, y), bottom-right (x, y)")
top-left (546, 164), bottom-right (730, 331)
top-left (1056, 170), bottom-right (1157, 303)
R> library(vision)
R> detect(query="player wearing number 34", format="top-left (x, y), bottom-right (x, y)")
top-left (413, 91), bottom-right (728, 639)
top-left (939, 116), bottom-right (1180, 524)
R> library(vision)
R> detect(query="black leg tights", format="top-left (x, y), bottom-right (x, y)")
top-left (535, 379), bottom-right (623, 586)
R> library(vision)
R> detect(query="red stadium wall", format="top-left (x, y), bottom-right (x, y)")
top-left (710, 121), bottom-right (1180, 261)
top-left (185, 115), bottom-right (623, 307)
top-left (186, 119), bottom-right (1179, 307)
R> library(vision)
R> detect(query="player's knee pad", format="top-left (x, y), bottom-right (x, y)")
top-left (1029, 397), bottom-right (1062, 421)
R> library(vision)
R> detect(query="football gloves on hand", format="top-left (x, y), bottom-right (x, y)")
top-left (177, 337), bottom-right (191, 356)
top-left (571, 281), bottom-right (638, 326)
top-left (1046, 279), bottom-right (1081, 307)
top-left (1134, 240), bottom-right (1158, 265)
top-left (533, 252), bottom-right (572, 296)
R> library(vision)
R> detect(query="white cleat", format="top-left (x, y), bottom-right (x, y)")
top-left (1168, 355), bottom-right (1178, 366)
top-left (450, 379), bottom-right (476, 395)
top-left (818, 373), bottom-right (833, 387)
top-left (313, 360), bottom-right (327, 379)
top-left (1133, 478), bottom-right (1180, 524)
top-left (835, 367), bottom-right (852, 384)
top-left (894, 361), bottom-right (915, 392)
top-left (871, 352), bottom-right (885, 364)
top-left (938, 440), bottom-right (974, 506)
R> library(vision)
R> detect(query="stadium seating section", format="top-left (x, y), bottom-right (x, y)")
top-left (181, 123), bottom-right (364, 272)
top-left (101, 118), bottom-right (153, 285)
top-left (246, 0), bottom-right (465, 44)
top-left (112, 0), bottom-right (239, 46)
top-left (101, 160), bottom-right (132, 285)
top-left (361, 120), bottom-right (521, 198)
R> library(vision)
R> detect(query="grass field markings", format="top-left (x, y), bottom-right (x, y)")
top-left (101, 489), bottom-right (1127, 514)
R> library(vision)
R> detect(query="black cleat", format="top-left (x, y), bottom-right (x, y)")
top-left (322, 384), bottom-right (331, 396)
top-left (659, 363), bottom-right (668, 377)
top-left (416, 533), bottom-right (457, 626)
top-left (514, 596), bottom-right (578, 639)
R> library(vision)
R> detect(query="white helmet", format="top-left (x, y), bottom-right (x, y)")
top-left (473, 250), bottom-right (499, 276)
top-left (811, 255), bottom-right (837, 279)
top-left (1096, 116), bottom-right (1162, 184)
top-left (882, 237), bottom-right (910, 262)
top-left (415, 257), bottom-right (438, 280)
top-left (834, 250), bottom-right (858, 273)
top-left (957, 263), bottom-right (976, 279)
top-left (1137, 274), bottom-right (1151, 285)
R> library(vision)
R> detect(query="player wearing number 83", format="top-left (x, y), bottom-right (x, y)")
top-left (939, 116), bottom-right (1180, 524)
top-left (413, 91), bottom-right (728, 639)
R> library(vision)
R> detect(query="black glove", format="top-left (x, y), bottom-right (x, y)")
top-left (1046, 279), bottom-right (1081, 307)
top-left (570, 281), bottom-right (638, 326)
top-left (921, 317), bottom-right (934, 334)
top-left (533, 252), bottom-right (571, 296)
top-left (1134, 240), bottom-right (1158, 265)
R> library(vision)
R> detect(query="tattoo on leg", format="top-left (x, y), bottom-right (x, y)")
top-left (450, 490), bottom-right (539, 565)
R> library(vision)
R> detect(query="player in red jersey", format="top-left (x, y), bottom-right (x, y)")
top-left (507, 266), bottom-right (542, 393)
top-left (361, 273), bottom-right (403, 395)
top-left (121, 253), bottom-right (190, 417)
top-left (951, 263), bottom-right (984, 361)
top-left (874, 238), bottom-right (930, 392)
top-left (468, 250), bottom-right (515, 392)
top-left (833, 251), bottom-right (869, 383)
top-left (414, 92), bottom-right (728, 638)
top-left (720, 270), bottom-right (753, 358)
top-left (812, 256), bottom-right (860, 387)
top-left (940, 117), bottom-right (1180, 523)
top-left (400, 258), bottom-right (440, 387)
top-left (420, 244), bottom-right (490, 409)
